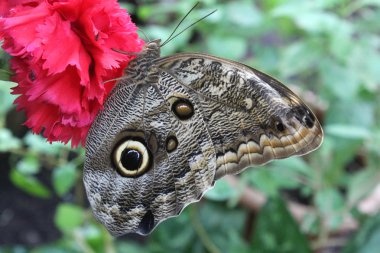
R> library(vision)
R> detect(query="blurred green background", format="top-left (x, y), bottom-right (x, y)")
top-left (1, 0), bottom-right (380, 252)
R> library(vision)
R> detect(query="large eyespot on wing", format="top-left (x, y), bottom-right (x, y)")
top-left (84, 81), bottom-right (216, 236)
top-left (84, 83), bottom-right (157, 236)
top-left (156, 53), bottom-right (323, 179)
top-left (112, 137), bottom-right (152, 177)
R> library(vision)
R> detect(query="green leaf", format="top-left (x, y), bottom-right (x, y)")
top-left (198, 202), bottom-right (247, 253)
top-left (329, 24), bottom-right (355, 63)
top-left (324, 101), bottom-right (376, 131)
top-left (347, 169), bottom-right (380, 207)
top-left (225, 2), bottom-right (262, 27)
top-left (279, 40), bottom-right (322, 77)
top-left (271, 1), bottom-right (316, 18)
top-left (118, 3), bottom-right (135, 13)
top-left (325, 124), bottom-right (371, 140)
top-left (319, 59), bottom-right (360, 100)
top-left (315, 136), bottom-right (363, 186)
top-left (53, 163), bottom-right (78, 196)
top-left (246, 168), bottom-right (279, 197)
top-left (24, 132), bottom-right (67, 154)
top-left (10, 169), bottom-right (51, 198)
top-left (342, 213), bottom-right (380, 253)
top-left (116, 242), bottom-right (149, 253)
top-left (348, 39), bottom-right (380, 91)
top-left (79, 224), bottom-right (104, 252)
top-left (0, 128), bottom-right (21, 152)
top-left (314, 188), bottom-right (345, 229)
top-left (150, 207), bottom-right (195, 252)
top-left (271, 157), bottom-right (314, 177)
top-left (295, 12), bottom-right (349, 33)
top-left (204, 178), bottom-right (237, 201)
top-left (315, 188), bottom-right (344, 214)
top-left (264, 157), bottom-right (315, 190)
top-left (251, 197), bottom-right (312, 253)
top-left (207, 35), bottom-right (247, 60)
top-left (0, 81), bottom-right (16, 116)
top-left (16, 153), bottom-right (40, 175)
top-left (0, 69), bottom-right (12, 81)
top-left (301, 212), bottom-right (320, 235)
top-left (273, 4), bottom-right (349, 33)
top-left (54, 204), bottom-right (84, 232)
top-left (245, 158), bottom-right (312, 196)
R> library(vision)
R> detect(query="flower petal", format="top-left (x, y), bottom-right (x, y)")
top-left (2, 0), bottom-right (144, 146)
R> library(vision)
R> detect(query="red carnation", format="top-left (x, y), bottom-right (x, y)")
top-left (0, 0), bottom-right (144, 146)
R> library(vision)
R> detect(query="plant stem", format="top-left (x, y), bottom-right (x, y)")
top-left (73, 230), bottom-right (95, 253)
top-left (104, 229), bottom-right (116, 253)
top-left (189, 205), bottom-right (221, 253)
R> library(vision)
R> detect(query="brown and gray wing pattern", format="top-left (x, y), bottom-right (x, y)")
top-left (84, 76), bottom-right (215, 236)
top-left (156, 53), bottom-right (323, 179)
top-left (84, 43), bottom-right (323, 237)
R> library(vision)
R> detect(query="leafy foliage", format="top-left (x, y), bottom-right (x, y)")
top-left (343, 213), bottom-right (380, 253)
top-left (1, 0), bottom-right (380, 252)
top-left (252, 197), bottom-right (312, 253)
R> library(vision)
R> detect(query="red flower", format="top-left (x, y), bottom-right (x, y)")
top-left (0, 0), bottom-right (27, 17)
top-left (1, 0), bottom-right (144, 146)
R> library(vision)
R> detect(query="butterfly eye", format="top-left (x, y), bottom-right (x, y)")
top-left (112, 139), bottom-right (151, 177)
top-left (171, 98), bottom-right (194, 120)
top-left (166, 135), bottom-right (178, 153)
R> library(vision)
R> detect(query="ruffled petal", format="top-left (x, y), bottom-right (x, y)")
top-left (1, 0), bottom-right (144, 146)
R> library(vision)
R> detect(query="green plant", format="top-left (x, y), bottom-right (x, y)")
top-left (1, 0), bottom-right (380, 252)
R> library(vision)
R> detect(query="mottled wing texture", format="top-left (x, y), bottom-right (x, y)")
top-left (84, 70), bottom-right (216, 236)
top-left (156, 53), bottom-right (323, 179)
top-left (84, 43), bottom-right (323, 237)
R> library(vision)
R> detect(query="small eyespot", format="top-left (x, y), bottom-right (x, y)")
top-left (304, 110), bottom-right (315, 128)
top-left (292, 106), bottom-right (316, 129)
top-left (304, 115), bottom-right (314, 128)
top-left (275, 121), bottom-right (285, 132)
top-left (171, 98), bottom-right (194, 120)
top-left (112, 138), bottom-right (151, 177)
top-left (166, 136), bottom-right (178, 153)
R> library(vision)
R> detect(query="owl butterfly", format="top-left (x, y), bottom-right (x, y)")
top-left (84, 38), bottom-right (323, 235)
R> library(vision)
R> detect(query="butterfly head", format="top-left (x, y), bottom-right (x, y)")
top-left (123, 39), bottom-right (162, 79)
top-left (141, 39), bottom-right (161, 56)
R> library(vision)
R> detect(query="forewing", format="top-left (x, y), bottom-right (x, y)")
top-left (156, 53), bottom-right (323, 179)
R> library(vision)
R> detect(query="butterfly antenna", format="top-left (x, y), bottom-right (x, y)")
top-left (160, 2), bottom-right (200, 47)
top-left (139, 29), bottom-right (151, 42)
top-left (103, 77), bottom-right (123, 84)
top-left (111, 48), bottom-right (141, 56)
top-left (160, 9), bottom-right (216, 47)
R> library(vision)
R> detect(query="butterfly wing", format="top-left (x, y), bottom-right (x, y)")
top-left (84, 48), bottom-right (323, 236)
top-left (84, 75), bottom-right (216, 236)
top-left (156, 53), bottom-right (323, 179)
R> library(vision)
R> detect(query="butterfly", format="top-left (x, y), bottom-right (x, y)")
top-left (83, 39), bottom-right (323, 236)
